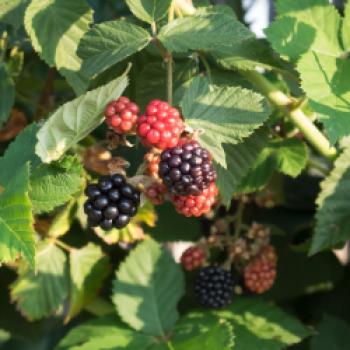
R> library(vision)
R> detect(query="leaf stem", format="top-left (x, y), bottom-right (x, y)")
top-left (240, 69), bottom-right (337, 161)
top-left (198, 52), bottom-right (212, 83)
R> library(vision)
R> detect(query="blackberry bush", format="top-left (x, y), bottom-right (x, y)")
top-left (159, 141), bottom-right (217, 196)
top-left (194, 266), bottom-right (234, 308)
top-left (2, 0), bottom-right (343, 347)
top-left (84, 174), bottom-right (140, 230)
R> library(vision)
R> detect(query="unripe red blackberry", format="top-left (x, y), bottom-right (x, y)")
top-left (105, 96), bottom-right (139, 134)
top-left (194, 266), bottom-right (234, 308)
top-left (145, 183), bottom-right (167, 205)
top-left (244, 245), bottom-right (277, 294)
top-left (137, 100), bottom-right (184, 149)
top-left (159, 141), bottom-right (217, 196)
top-left (171, 182), bottom-right (218, 217)
top-left (181, 246), bottom-right (206, 271)
top-left (84, 174), bottom-right (140, 231)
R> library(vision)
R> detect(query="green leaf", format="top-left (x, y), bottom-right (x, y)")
top-left (238, 138), bottom-right (308, 193)
top-left (343, 1), bottom-right (350, 50)
top-left (0, 164), bottom-right (35, 268)
top-left (56, 315), bottom-right (154, 350)
top-left (181, 77), bottom-right (270, 167)
top-left (35, 67), bottom-right (129, 163)
top-left (30, 155), bottom-right (85, 214)
top-left (24, 0), bottom-right (94, 94)
top-left (78, 20), bottom-right (151, 78)
top-left (158, 10), bottom-right (253, 53)
top-left (10, 242), bottom-right (69, 320)
top-left (213, 37), bottom-right (286, 71)
top-left (310, 145), bottom-right (350, 254)
top-left (214, 298), bottom-right (310, 350)
top-left (125, 0), bottom-right (172, 24)
top-left (0, 64), bottom-right (15, 127)
top-left (66, 243), bottom-right (110, 322)
top-left (0, 123), bottom-right (40, 188)
top-left (170, 313), bottom-right (234, 350)
top-left (215, 128), bottom-right (269, 205)
top-left (135, 60), bottom-right (197, 110)
top-left (311, 315), bottom-right (350, 350)
top-left (112, 239), bottom-right (185, 336)
top-left (0, 0), bottom-right (29, 29)
top-left (297, 51), bottom-right (350, 143)
top-left (265, 0), bottom-right (342, 62)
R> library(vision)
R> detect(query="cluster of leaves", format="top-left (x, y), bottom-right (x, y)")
top-left (0, 0), bottom-right (349, 349)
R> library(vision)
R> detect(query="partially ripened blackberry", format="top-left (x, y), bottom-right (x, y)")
top-left (84, 174), bottom-right (140, 231)
top-left (158, 141), bottom-right (217, 196)
top-left (194, 266), bottom-right (234, 308)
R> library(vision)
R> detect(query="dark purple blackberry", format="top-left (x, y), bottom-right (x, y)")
top-left (194, 266), bottom-right (234, 308)
top-left (158, 141), bottom-right (217, 196)
top-left (84, 174), bottom-right (140, 231)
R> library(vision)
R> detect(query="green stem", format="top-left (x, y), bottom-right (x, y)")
top-left (240, 69), bottom-right (337, 161)
top-left (166, 2), bottom-right (175, 105)
top-left (166, 341), bottom-right (176, 350)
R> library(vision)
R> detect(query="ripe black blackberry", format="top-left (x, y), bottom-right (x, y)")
top-left (158, 141), bottom-right (217, 196)
top-left (84, 174), bottom-right (140, 231)
top-left (194, 266), bottom-right (234, 308)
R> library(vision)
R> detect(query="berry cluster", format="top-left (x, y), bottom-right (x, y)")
top-left (137, 100), bottom-right (184, 149)
top-left (101, 97), bottom-right (218, 219)
top-left (84, 174), bottom-right (140, 231)
top-left (244, 245), bottom-right (277, 294)
top-left (105, 96), bottom-right (139, 134)
top-left (194, 266), bottom-right (234, 308)
top-left (158, 141), bottom-right (217, 196)
top-left (181, 246), bottom-right (206, 271)
top-left (171, 182), bottom-right (218, 217)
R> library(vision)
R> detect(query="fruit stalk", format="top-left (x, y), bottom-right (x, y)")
top-left (240, 69), bottom-right (338, 161)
